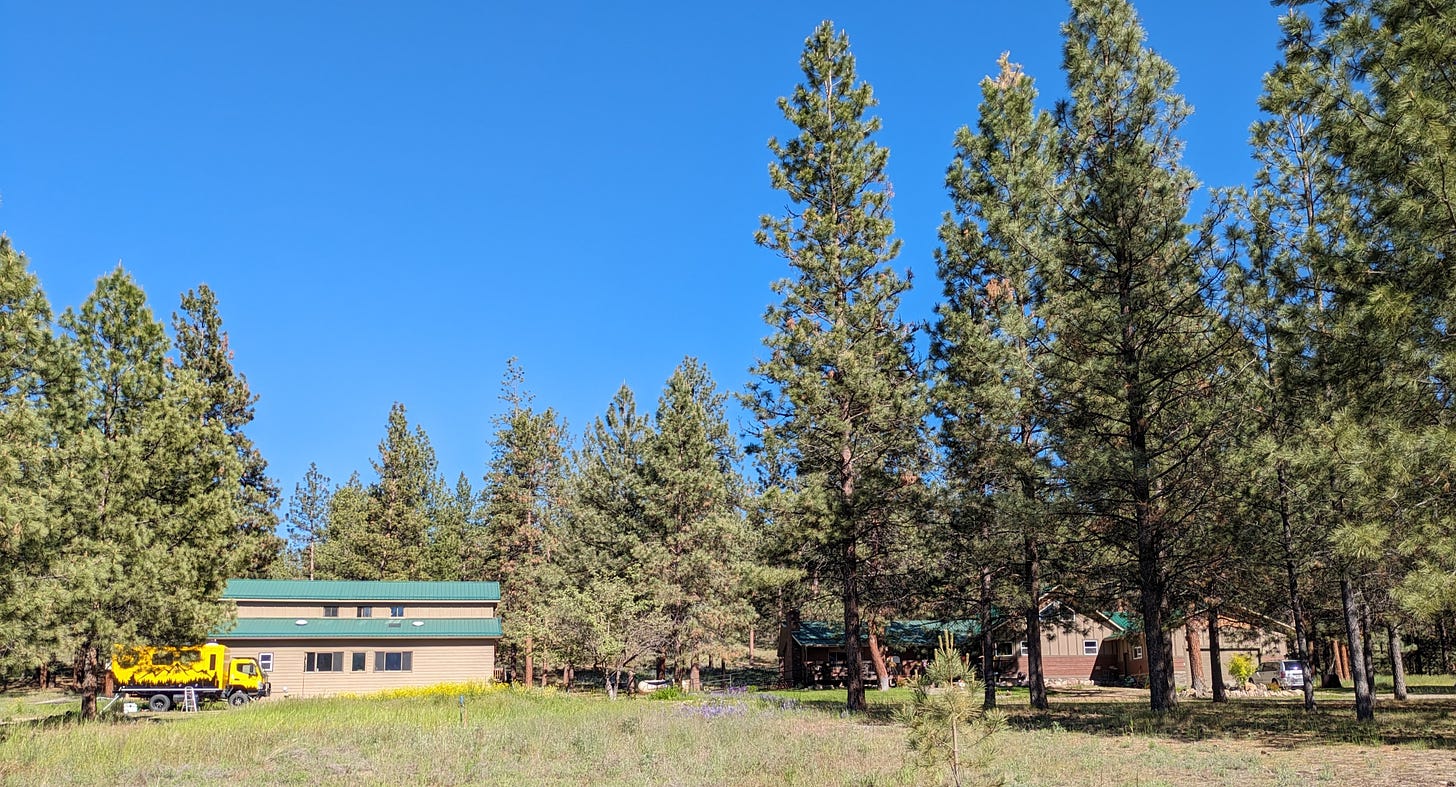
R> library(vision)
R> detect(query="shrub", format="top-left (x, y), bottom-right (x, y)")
top-left (1228, 655), bottom-right (1256, 686)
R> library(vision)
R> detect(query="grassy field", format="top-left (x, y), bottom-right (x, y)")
top-left (4, 684), bottom-right (1456, 786)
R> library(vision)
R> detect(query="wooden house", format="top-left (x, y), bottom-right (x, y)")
top-left (212, 579), bottom-right (502, 698)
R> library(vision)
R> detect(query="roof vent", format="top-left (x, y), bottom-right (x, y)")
top-left (294, 619), bottom-right (308, 626)
top-left (411, 620), bottom-right (424, 627)
top-left (387, 620), bottom-right (402, 628)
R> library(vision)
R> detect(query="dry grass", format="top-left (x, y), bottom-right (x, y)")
top-left (3, 685), bottom-right (1456, 785)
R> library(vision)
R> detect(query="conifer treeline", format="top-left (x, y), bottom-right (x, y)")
top-left (3, 0), bottom-right (1453, 722)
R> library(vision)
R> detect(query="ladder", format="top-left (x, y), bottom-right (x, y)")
top-left (181, 687), bottom-right (199, 712)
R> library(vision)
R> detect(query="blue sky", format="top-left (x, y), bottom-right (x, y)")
top-left (1, 1), bottom-right (1283, 505)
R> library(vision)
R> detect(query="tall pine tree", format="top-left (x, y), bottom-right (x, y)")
top-left (933, 53), bottom-right (1062, 711)
top-left (747, 20), bottom-right (929, 713)
top-left (173, 284), bottom-right (283, 577)
top-left (640, 358), bottom-right (751, 690)
top-left (1046, 0), bottom-right (1236, 712)
top-left (45, 268), bottom-right (242, 719)
top-left (0, 237), bottom-right (68, 679)
top-left (482, 359), bottom-right (568, 687)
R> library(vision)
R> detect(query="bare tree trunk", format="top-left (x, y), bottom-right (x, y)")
top-left (980, 563), bottom-right (996, 709)
top-left (783, 608), bottom-right (802, 686)
top-left (78, 643), bottom-right (101, 721)
top-left (843, 540), bottom-right (865, 712)
top-left (867, 626), bottom-right (891, 691)
top-left (1277, 467), bottom-right (1316, 709)
top-left (1024, 534), bottom-right (1048, 711)
top-left (1341, 572), bottom-right (1374, 721)
top-left (1387, 624), bottom-right (1408, 701)
top-left (1360, 596), bottom-right (1377, 700)
top-left (1439, 616), bottom-right (1451, 674)
top-left (524, 637), bottom-right (535, 688)
top-left (690, 654), bottom-right (701, 692)
top-left (1185, 619), bottom-right (1205, 692)
top-left (1208, 607), bottom-right (1226, 703)
top-left (1139, 556), bottom-right (1175, 711)
top-left (749, 626), bottom-right (756, 666)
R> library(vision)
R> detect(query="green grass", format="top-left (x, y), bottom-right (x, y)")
top-left (4, 686), bottom-right (1456, 785)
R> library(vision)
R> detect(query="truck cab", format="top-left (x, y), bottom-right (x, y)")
top-left (228, 656), bottom-right (269, 700)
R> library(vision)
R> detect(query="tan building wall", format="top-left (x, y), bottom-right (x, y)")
top-left (220, 638), bottom-right (496, 698)
top-left (235, 601), bottom-right (496, 619)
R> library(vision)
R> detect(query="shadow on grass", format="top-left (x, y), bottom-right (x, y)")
top-left (1009, 696), bottom-right (1456, 750)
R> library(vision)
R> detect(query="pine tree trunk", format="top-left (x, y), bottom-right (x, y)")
top-left (1341, 573), bottom-right (1375, 721)
top-left (1388, 624), bottom-right (1408, 701)
top-left (1439, 616), bottom-right (1451, 674)
top-left (1185, 619), bottom-right (1205, 692)
top-left (1360, 598), bottom-right (1377, 700)
top-left (524, 637), bottom-right (535, 687)
top-left (867, 627), bottom-right (891, 691)
top-left (78, 643), bottom-right (101, 721)
top-left (749, 626), bottom-right (756, 666)
top-left (783, 608), bottom-right (802, 686)
top-left (1208, 607), bottom-right (1226, 703)
top-left (843, 544), bottom-right (865, 712)
top-left (1139, 552), bottom-right (1175, 711)
top-left (1278, 466), bottom-right (1315, 709)
top-left (690, 655), bottom-right (701, 692)
top-left (1025, 533), bottom-right (1047, 710)
top-left (980, 562), bottom-right (997, 709)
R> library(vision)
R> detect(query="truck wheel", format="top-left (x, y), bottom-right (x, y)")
top-left (228, 691), bottom-right (251, 707)
top-left (148, 694), bottom-right (173, 712)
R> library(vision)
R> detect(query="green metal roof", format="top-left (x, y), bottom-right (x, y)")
top-left (212, 617), bottom-right (503, 640)
top-left (793, 620), bottom-right (981, 649)
top-left (1104, 612), bottom-right (1134, 632)
top-left (223, 579), bottom-right (500, 602)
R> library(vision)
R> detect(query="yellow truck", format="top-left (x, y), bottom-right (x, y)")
top-left (110, 643), bottom-right (269, 711)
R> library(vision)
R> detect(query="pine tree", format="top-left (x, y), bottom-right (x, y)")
top-left (173, 285), bottom-right (283, 577)
top-left (747, 20), bottom-right (929, 712)
top-left (285, 463), bottom-right (333, 580)
top-left (933, 53), bottom-right (1062, 711)
top-left (639, 358), bottom-right (750, 689)
top-left (1239, 1), bottom-right (1456, 720)
top-left (1046, 0), bottom-right (1237, 712)
top-left (44, 267), bottom-right (242, 719)
top-left (427, 472), bottom-right (487, 581)
top-left (0, 237), bottom-right (68, 678)
top-left (315, 404), bottom-right (439, 580)
top-left (482, 359), bottom-right (568, 687)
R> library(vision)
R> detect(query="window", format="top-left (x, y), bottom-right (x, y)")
top-left (1133, 646), bottom-right (1143, 660)
top-left (389, 605), bottom-right (405, 618)
top-left (237, 662), bottom-right (257, 676)
top-left (323, 605), bottom-right (339, 618)
top-left (258, 653), bottom-right (274, 673)
top-left (1019, 641), bottom-right (1028, 656)
top-left (375, 651), bottom-right (413, 672)
top-left (352, 652), bottom-right (367, 672)
top-left (994, 642), bottom-right (1014, 657)
top-left (305, 651), bottom-right (344, 672)
top-left (357, 606), bottom-right (373, 618)
top-left (1083, 640), bottom-right (1099, 655)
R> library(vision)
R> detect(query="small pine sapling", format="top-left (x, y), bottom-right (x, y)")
top-left (898, 631), bottom-right (1006, 787)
